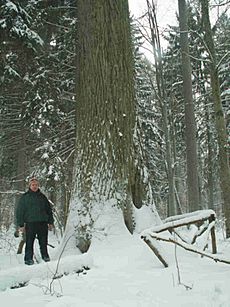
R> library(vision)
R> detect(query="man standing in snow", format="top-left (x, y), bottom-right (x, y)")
top-left (16, 178), bottom-right (54, 265)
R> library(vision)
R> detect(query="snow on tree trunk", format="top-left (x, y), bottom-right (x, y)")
top-left (64, 0), bottom-right (160, 252)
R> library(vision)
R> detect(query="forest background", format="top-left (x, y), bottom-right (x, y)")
top-left (0, 0), bottom-right (230, 249)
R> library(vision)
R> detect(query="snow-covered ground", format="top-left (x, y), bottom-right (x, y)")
top-left (0, 213), bottom-right (230, 307)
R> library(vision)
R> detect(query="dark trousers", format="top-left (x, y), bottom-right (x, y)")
top-left (25, 222), bottom-right (49, 261)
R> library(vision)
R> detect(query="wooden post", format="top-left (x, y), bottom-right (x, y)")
top-left (209, 214), bottom-right (217, 254)
top-left (17, 238), bottom-right (25, 254)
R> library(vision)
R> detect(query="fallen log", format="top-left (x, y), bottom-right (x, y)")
top-left (0, 253), bottom-right (92, 291)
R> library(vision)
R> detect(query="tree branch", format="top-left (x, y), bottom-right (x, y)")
top-left (144, 233), bottom-right (230, 265)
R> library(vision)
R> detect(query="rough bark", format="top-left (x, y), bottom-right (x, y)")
top-left (178, 0), bottom-right (200, 212)
top-left (68, 0), bottom-right (137, 251)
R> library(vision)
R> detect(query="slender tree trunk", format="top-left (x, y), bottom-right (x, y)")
top-left (146, 0), bottom-right (176, 216)
top-left (178, 0), bottom-right (200, 212)
top-left (199, 68), bottom-right (215, 210)
top-left (206, 109), bottom-right (215, 210)
top-left (14, 128), bottom-right (26, 226)
top-left (200, 0), bottom-right (230, 237)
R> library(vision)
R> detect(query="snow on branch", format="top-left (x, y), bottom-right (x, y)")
top-left (0, 254), bottom-right (92, 291)
top-left (141, 210), bottom-right (218, 267)
top-left (163, 209), bottom-right (216, 224)
top-left (142, 210), bottom-right (216, 235)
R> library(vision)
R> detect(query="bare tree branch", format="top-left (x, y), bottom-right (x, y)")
top-left (143, 233), bottom-right (230, 265)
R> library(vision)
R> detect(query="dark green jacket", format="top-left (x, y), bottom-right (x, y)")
top-left (16, 189), bottom-right (54, 227)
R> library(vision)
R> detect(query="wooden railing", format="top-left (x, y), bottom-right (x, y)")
top-left (140, 210), bottom-right (227, 268)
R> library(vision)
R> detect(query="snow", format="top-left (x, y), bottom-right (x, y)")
top-left (1, 209), bottom-right (230, 307)
top-left (134, 205), bottom-right (162, 233)
top-left (221, 88), bottom-right (230, 96)
top-left (142, 209), bottom-right (216, 235)
top-left (163, 210), bottom-right (216, 223)
top-left (5, 1), bottom-right (18, 13)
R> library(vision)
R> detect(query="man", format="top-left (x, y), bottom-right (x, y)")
top-left (16, 178), bottom-right (54, 265)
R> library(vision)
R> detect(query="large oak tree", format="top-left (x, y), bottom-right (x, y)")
top-left (65, 0), bottom-right (160, 252)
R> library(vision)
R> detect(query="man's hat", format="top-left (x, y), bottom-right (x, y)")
top-left (28, 177), bottom-right (39, 186)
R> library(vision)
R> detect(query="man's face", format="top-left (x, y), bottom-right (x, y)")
top-left (30, 180), bottom-right (39, 192)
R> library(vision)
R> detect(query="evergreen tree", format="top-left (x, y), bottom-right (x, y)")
top-left (0, 0), bottom-right (77, 228)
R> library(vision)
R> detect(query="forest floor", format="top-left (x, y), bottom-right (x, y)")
top-left (0, 221), bottom-right (230, 307)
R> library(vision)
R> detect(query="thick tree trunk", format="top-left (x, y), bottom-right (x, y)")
top-left (178, 0), bottom-right (200, 212)
top-left (66, 0), bottom-right (137, 252)
top-left (200, 0), bottom-right (230, 237)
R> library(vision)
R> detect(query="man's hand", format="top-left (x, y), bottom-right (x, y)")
top-left (14, 229), bottom-right (20, 238)
top-left (19, 227), bottom-right (25, 233)
top-left (48, 224), bottom-right (54, 231)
